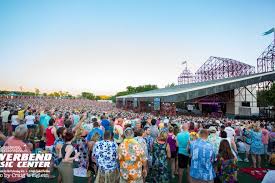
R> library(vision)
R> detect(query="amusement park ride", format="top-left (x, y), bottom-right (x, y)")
top-left (178, 57), bottom-right (256, 85)
top-left (257, 40), bottom-right (275, 89)
top-left (176, 36), bottom-right (275, 117)
top-left (117, 30), bottom-right (275, 118)
top-left (178, 38), bottom-right (275, 90)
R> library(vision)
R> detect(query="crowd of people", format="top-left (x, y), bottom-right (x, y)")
top-left (0, 97), bottom-right (275, 183)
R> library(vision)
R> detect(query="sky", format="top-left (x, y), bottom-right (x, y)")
top-left (0, 0), bottom-right (275, 95)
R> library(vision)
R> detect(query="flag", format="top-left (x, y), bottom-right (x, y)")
top-left (263, 28), bottom-right (274, 36)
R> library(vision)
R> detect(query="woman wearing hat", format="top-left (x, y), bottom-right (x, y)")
top-left (207, 126), bottom-right (221, 157)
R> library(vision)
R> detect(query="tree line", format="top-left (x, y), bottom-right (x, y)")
top-left (257, 83), bottom-right (275, 107)
top-left (111, 85), bottom-right (158, 102)
top-left (1, 84), bottom-right (162, 102)
top-left (0, 90), bottom-right (112, 101)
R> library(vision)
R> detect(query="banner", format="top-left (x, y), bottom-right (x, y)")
top-left (263, 28), bottom-right (274, 36)
top-left (154, 98), bottom-right (161, 111)
top-left (187, 104), bottom-right (194, 111)
top-left (0, 146), bottom-right (52, 180)
top-left (133, 98), bottom-right (138, 108)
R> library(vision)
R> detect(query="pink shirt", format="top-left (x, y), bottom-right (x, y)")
top-left (55, 118), bottom-right (64, 127)
top-left (262, 128), bottom-right (269, 144)
top-left (3, 137), bottom-right (31, 182)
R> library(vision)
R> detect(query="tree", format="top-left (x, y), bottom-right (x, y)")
top-left (97, 95), bottom-right (111, 100)
top-left (48, 92), bottom-right (61, 97)
top-left (257, 83), bottom-right (275, 107)
top-left (110, 96), bottom-right (116, 103)
top-left (113, 84), bottom-right (158, 102)
top-left (81, 92), bottom-right (95, 100)
top-left (48, 91), bottom-right (72, 98)
top-left (126, 86), bottom-right (135, 93)
top-left (34, 88), bottom-right (40, 96)
top-left (116, 85), bottom-right (158, 97)
top-left (22, 91), bottom-right (35, 96)
top-left (165, 83), bottom-right (176, 88)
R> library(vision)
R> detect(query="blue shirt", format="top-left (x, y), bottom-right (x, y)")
top-left (86, 127), bottom-right (104, 141)
top-left (101, 119), bottom-right (110, 131)
top-left (40, 114), bottom-right (51, 129)
top-left (92, 140), bottom-right (118, 171)
top-left (250, 130), bottom-right (264, 149)
top-left (190, 138), bottom-right (215, 181)
top-left (39, 114), bottom-right (46, 125)
top-left (177, 131), bottom-right (190, 156)
top-left (73, 114), bottom-right (80, 126)
top-left (44, 115), bottom-right (51, 128)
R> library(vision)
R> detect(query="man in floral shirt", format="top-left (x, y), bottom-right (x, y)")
top-left (143, 127), bottom-right (154, 152)
top-left (118, 127), bottom-right (147, 183)
top-left (190, 129), bottom-right (216, 183)
top-left (92, 130), bottom-right (119, 182)
top-left (143, 126), bottom-right (154, 166)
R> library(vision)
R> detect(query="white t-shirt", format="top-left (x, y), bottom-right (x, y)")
top-left (11, 115), bottom-right (19, 125)
top-left (225, 127), bottom-right (235, 140)
top-left (1, 110), bottom-right (10, 123)
top-left (25, 115), bottom-right (35, 125)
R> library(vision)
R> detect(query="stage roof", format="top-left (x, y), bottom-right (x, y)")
top-left (117, 71), bottom-right (275, 102)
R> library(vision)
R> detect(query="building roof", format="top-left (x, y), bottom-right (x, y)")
top-left (117, 71), bottom-right (275, 102)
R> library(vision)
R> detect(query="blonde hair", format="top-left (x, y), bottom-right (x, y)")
top-left (169, 126), bottom-right (174, 133)
top-left (158, 131), bottom-right (168, 141)
top-left (91, 133), bottom-right (100, 142)
top-left (253, 125), bottom-right (261, 132)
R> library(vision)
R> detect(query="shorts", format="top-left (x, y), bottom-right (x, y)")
top-left (178, 154), bottom-right (189, 169)
top-left (57, 162), bottom-right (73, 183)
top-left (95, 168), bottom-right (120, 183)
top-left (27, 124), bottom-right (36, 129)
top-left (245, 143), bottom-right (250, 153)
top-left (171, 151), bottom-right (177, 158)
top-left (12, 125), bottom-right (19, 131)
